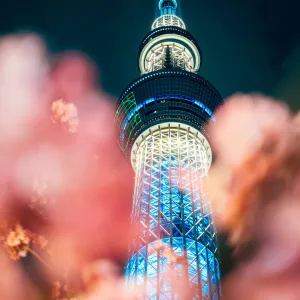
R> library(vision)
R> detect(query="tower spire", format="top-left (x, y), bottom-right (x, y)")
top-left (152, 0), bottom-right (185, 30)
top-left (159, 0), bottom-right (177, 16)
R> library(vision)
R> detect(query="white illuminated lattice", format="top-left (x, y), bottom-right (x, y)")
top-left (152, 15), bottom-right (186, 30)
top-left (145, 42), bottom-right (195, 73)
top-left (126, 124), bottom-right (221, 298)
top-left (139, 34), bottom-right (201, 74)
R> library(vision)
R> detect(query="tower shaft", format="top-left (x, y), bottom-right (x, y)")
top-left (126, 126), bottom-right (221, 299)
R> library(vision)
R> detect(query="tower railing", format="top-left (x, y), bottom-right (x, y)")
top-left (152, 15), bottom-right (186, 30)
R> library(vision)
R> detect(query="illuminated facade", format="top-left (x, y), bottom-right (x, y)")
top-left (115, 0), bottom-right (223, 298)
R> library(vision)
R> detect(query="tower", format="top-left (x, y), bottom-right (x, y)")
top-left (115, 0), bottom-right (223, 298)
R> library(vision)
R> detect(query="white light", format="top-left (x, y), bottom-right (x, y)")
top-left (139, 34), bottom-right (201, 74)
top-left (152, 15), bottom-right (186, 30)
top-left (131, 122), bottom-right (212, 171)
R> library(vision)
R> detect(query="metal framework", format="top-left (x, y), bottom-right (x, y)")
top-left (152, 15), bottom-right (186, 30)
top-left (139, 32), bottom-right (201, 74)
top-left (126, 126), bottom-right (221, 299)
top-left (144, 42), bottom-right (195, 73)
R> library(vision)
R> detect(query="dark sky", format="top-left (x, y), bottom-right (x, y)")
top-left (1, 0), bottom-right (300, 110)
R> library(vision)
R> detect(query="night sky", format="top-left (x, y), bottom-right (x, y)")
top-left (1, 0), bottom-right (300, 109)
top-left (1, 0), bottom-right (300, 277)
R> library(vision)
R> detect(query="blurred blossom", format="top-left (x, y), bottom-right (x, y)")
top-left (0, 32), bottom-right (134, 299)
top-left (204, 162), bottom-right (232, 228)
top-left (0, 34), bottom-right (51, 220)
top-left (207, 93), bottom-right (300, 299)
top-left (3, 223), bottom-right (31, 260)
top-left (45, 93), bottom-right (134, 280)
top-left (0, 34), bottom-right (47, 144)
top-left (48, 52), bottom-right (97, 102)
top-left (15, 144), bottom-right (66, 200)
top-left (79, 249), bottom-right (196, 300)
top-left (208, 94), bottom-right (291, 167)
top-left (0, 249), bottom-right (37, 300)
top-left (80, 260), bottom-right (136, 299)
top-left (51, 99), bottom-right (79, 133)
top-left (206, 94), bottom-right (297, 243)
top-left (82, 276), bottom-right (138, 300)
top-left (223, 259), bottom-right (300, 300)
top-left (1, 221), bottom-right (48, 260)
top-left (31, 176), bottom-right (52, 206)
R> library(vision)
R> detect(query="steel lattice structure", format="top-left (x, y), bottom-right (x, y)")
top-left (126, 125), bottom-right (220, 299)
top-left (152, 14), bottom-right (186, 30)
top-left (144, 43), bottom-right (195, 73)
top-left (115, 0), bottom-right (223, 298)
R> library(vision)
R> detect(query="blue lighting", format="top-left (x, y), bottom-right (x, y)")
top-left (126, 152), bottom-right (221, 299)
top-left (126, 238), bottom-right (220, 299)
top-left (159, 0), bottom-right (177, 15)
top-left (121, 102), bottom-right (144, 132)
top-left (121, 96), bottom-right (214, 142)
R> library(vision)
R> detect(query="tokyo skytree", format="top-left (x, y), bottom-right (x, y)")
top-left (115, 0), bottom-right (223, 298)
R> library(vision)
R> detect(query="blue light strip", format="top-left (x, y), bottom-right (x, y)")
top-left (121, 96), bottom-right (215, 142)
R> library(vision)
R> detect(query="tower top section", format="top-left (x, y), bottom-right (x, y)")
top-left (159, 0), bottom-right (177, 16)
top-left (115, 0), bottom-right (223, 162)
top-left (140, 0), bottom-right (201, 74)
top-left (152, 0), bottom-right (185, 30)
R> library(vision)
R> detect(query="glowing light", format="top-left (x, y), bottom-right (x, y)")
top-left (152, 15), bottom-right (186, 30)
top-left (139, 33), bottom-right (201, 74)
top-left (120, 96), bottom-right (214, 142)
top-left (126, 127), bottom-right (221, 298)
top-left (159, 0), bottom-right (177, 16)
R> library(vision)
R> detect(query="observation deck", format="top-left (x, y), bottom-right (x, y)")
top-left (115, 69), bottom-right (222, 164)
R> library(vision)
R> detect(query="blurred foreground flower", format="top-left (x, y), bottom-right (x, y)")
top-left (206, 94), bottom-right (297, 245)
top-left (3, 223), bottom-right (30, 260)
top-left (51, 99), bottom-right (79, 133)
top-left (0, 33), bottom-right (134, 299)
top-left (0, 248), bottom-right (38, 300)
top-left (207, 94), bottom-right (300, 299)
